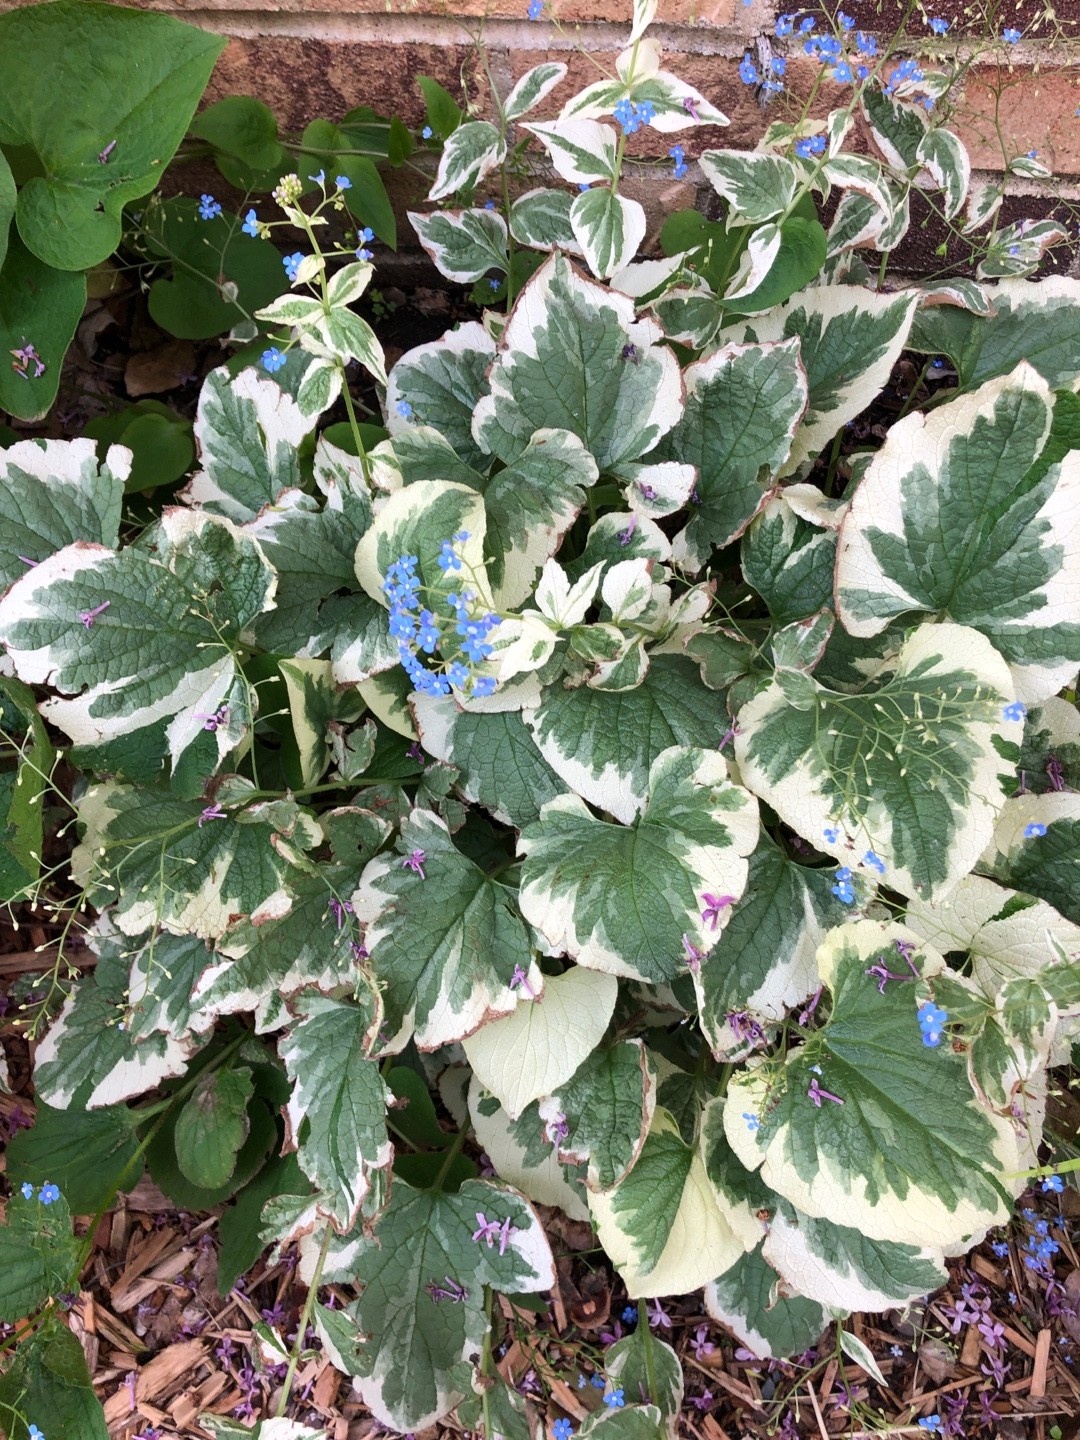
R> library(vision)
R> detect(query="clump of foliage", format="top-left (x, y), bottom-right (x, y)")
top-left (1, 0), bottom-right (1079, 1435)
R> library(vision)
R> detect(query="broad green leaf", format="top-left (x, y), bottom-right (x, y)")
top-left (218, 1154), bottom-right (311, 1293)
top-left (763, 1204), bottom-right (948, 1312)
top-left (509, 187), bottom-right (582, 256)
top-left (340, 1177), bottom-right (555, 1429)
top-left (735, 286), bottom-right (917, 476)
top-left (0, 438), bottom-right (125, 591)
top-left (352, 808), bottom-right (538, 1050)
top-left (428, 120), bottom-right (506, 201)
top-left (836, 365), bottom-right (1080, 702)
top-left (526, 653), bottom-right (730, 824)
top-left (473, 253), bottom-right (683, 470)
top-left (654, 339), bottom-right (805, 571)
top-left (570, 187), bottom-right (646, 279)
top-left (189, 95), bottom-right (284, 169)
top-left (469, 1080), bottom-right (590, 1220)
top-left (741, 495), bottom-right (836, 625)
top-left (724, 920), bottom-right (1022, 1248)
top-left (979, 794), bottom-right (1080, 926)
top-left (698, 150), bottom-right (799, 225)
top-left (706, 1247), bottom-right (831, 1360)
top-left (0, 0), bottom-right (224, 270)
top-left (0, 1188), bottom-right (80, 1322)
top-left (0, 512), bottom-right (275, 764)
top-left (174, 1065), bottom-right (255, 1190)
top-left (735, 622), bottom-right (1018, 901)
top-left (280, 989), bottom-right (392, 1231)
top-left (0, 675), bottom-right (53, 902)
top-left (0, 149), bottom-right (13, 271)
top-left (541, 1039), bottom-right (656, 1190)
top-left (0, 1324), bottom-right (109, 1440)
top-left (462, 966), bottom-right (617, 1119)
top-left (504, 62), bottom-right (569, 122)
top-left (518, 746), bottom-right (758, 983)
top-left (6, 1101), bottom-right (142, 1214)
top-left (33, 926), bottom-right (194, 1109)
top-left (409, 207), bottom-right (508, 283)
top-left (184, 366), bottom-right (313, 522)
top-left (589, 1110), bottom-right (748, 1298)
top-left (385, 321), bottom-right (495, 472)
top-left (522, 120), bottom-right (618, 185)
top-left (694, 836), bottom-right (833, 1057)
top-left (280, 658), bottom-right (366, 787)
top-left (0, 233), bottom-right (85, 421)
top-left (413, 696), bottom-right (569, 829)
top-left (908, 277), bottom-right (1080, 393)
top-left (606, 1326), bottom-right (683, 1434)
top-left (84, 400), bottom-right (195, 495)
top-left (71, 783), bottom-right (311, 939)
top-left (723, 214), bottom-right (828, 316)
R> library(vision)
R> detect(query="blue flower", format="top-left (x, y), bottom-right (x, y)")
top-left (198, 194), bottom-right (223, 221)
top-left (622, 1305), bottom-right (638, 1324)
top-left (855, 30), bottom-right (877, 55)
top-left (992, 1241), bottom-right (1009, 1257)
top-left (396, 400), bottom-right (413, 419)
top-left (669, 144), bottom-right (688, 178)
top-left (1002, 26), bottom-right (1021, 41)
top-left (28, 1428), bottom-right (45, 1440)
top-left (242, 208), bottom-right (260, 237)
top-left (416, 609), bottom-right (440, 654)
top-left (832, 867), bottom-right (856, 904)
top-left (604, 1389), bottom-right (625, 1409)
top-left (832, 61), bottom-right (854, 83)
top-left (472, 675), bottom-right (497, 698)
top-left (488, 278), bottom-right (501, 290)
top-left (422, 125), bottom-right (434, 139)
top-left (863, 850), bottom-right (886, 874)
top-left (637, 100), bottom-right (656, 125)
top-left (356, 246), bottom-right (374, 261)
top-left (336, 175), bottom-right (352, 189)
top-left (1003, 701), bottom-right (1027, 722)
top-left (1025, 822), bottom-right (1047, 838)
top-left (283, 251), bottom-right (306, 282)
top-left (918, 1003), bottom-right (948, 1047)
top-left (553, 1422), bottom-right (574, 1440)
top-left (771, 56), bottom-right (787, 74)
top-left (918, 1419), bottom-right (942, 1435)
top-left (775, 13), bottom-right (794, 35)
top-left (739, 53), bottom-right (760, 85)
top-left (20, 1181), bottom-right (33, 1199)
top-left (1042, 1174), bottom-right (1064, 1193)
top-left (438, 539), bottom-right (463, 572)
top-left (796, 136), bottom-right (827, 160)
top-left (309, 169), bottom-right (326, 185)
top-left (484, 198), bottom-right (496, 209)
top-left (262, 347), bottom-right (287, 373)
top-left (837, 11), bottom-right (855, 28)
top-left (798, 16), bottom-right (815, 32)
top-left (929, 16), bottom-right (949, 32)
top-left (743, 1111), bottom-right (760, 1132)
top-left (1022, 1207), bottom-right (1037, 1221)
top-left (39, 1183), bottom-right (60, 1205)
top-left (358, 226), bottom-right (375, 245)
top-left (578, 182), bottom-right (590, 191)
top-left (590, 1375), bottom-right (606, 1389)
top-left (528, 0), bottom-right (543, 17)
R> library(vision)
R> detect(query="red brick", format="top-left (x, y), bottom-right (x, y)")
top-left (951, 64), bottom-right (1080, 174)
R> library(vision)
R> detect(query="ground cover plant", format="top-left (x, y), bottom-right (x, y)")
top-left (0, 0), bottom-right (1079, 1435)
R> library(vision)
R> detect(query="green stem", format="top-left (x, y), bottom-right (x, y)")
top-left (275, 1223), bottom-right (334, 1417)
top-left (638, 1306), bottom-right (659, 1401)
top-left (340, 375), bottom-right (374, 486)
top-left (432, 1124), bottom-right (470, 1191)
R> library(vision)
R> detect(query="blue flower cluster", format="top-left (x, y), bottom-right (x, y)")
top-left (669, 144), bottom-right (688, 179)
top-left (796, 135), bottom-right (827, 160)
top-left (1023, 1228), bottom-right (1059, 1271)
top-left (20, 1181), bottom-right (59, 1204)
top-left (613, 98), bottom-right (655, 135)
top-left (383, 543), bottom-right (499, 699)
top-left (918, 1003), bottom-right (949, 1047)
top-left (831, 865), bottom-right (855, 904)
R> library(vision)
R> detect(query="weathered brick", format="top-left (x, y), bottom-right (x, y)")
top-left (950, 63), bottom-right (1080, 173)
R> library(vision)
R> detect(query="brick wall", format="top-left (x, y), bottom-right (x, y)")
top-left (11, 0), bottom-right (1080, 275)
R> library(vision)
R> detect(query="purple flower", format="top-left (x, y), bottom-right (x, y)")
top-left (691, 1323), bottom-right (715, 1360)
top-left (509, 964), bottom-right (536, 999)
top-left (78, 599), bottom-right (111, 629)
top-left (198, 803), bottom-right (226, 827)
top-left (682, 934), bottom-right (704, 973)
top-left (701, 892), bottom-right (735, 929)
top-left (683, 96), bottom-right (701, 120)
top-left (807, 1076), bottom-right (844, 1107)
top-left (10, 341), bottom-right (46, 379)
top-left (402, 848), bottom-right (427, 877)
top-left (472, 1212), bottom-right (502, 1246)
top-left (648, 1298), bottom-right (672, 1329)
top-left (328, 897), bottom-right (353, 929)
top-left (98, 139), bottom-right (117, 164)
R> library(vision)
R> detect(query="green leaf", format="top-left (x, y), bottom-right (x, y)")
top-left (735, 622), bottom-right (1017, 901)
top-left (337, 1178), bottom-right (555, 1429)
top-left (606, 1326), bottom-right (683, 1432)
top-left (413, 696), bottom-right (569, 829)
top-left (654, 339), bottom-right (805, 571)
top-left (84, 401), bottom-right (195, 495)
top-left (473, 253), bottom-right (683, 470)
top-left (742, 496), bottom-right (837, 625)
top-left (979, 794), bottom-right (1080, 926)
top-left (462, 966), bottom-right (618, 1120)
top-left (589, 1110), bottom-right (748, 1298)
top-left (353, 808), bottom-right (537, 1050)
top-left (698, 150), bottom-right (799, 225)
top-left (6, 1101), bottom-right (142, 1214)
top-left (279, 989), bottom-right (392, 1231)
top-left (386, 320), bottom-right (495, 472)
top-left (526, 654), bottom-right (730, 824)
top-left (0, 1324), bottom-right (109, 1439)
top-left (723, 215), bottom-right (828, 315)
top-left (570, 186), bottom-right (646, 279)
top-left (174, 1065), bottom-right (255, 1190)
top-left (504, 62), bottom-right (569, 121)
top-left (189, 96), bottom-right (284, 170)
top-left (0, 232), bottom-right (85, 420)
top-left (409, 208), bottom-right (508, 283)
top-left (694, 835), bottom-right (834, 1057)
top-left (0, 1188), bottom-right (80, 1322)
top-left (0, 675), bottom-right (52, 901)
top-left (519, 746), bottom-right (758, 984)
top-left (724, 920), bottom-right (1022, 1248)
top-left (509, 187), bottom-right (581, 256)
top-left (147, 1083), bottom-right (277, 1211)
top-left (418, 75), bottom-right (465, 140)
top-left (0, 148), bottom-right (15, 271)
top-left (142, 197), bottom-right (288, 341)
top-left (217, 1153), bottom-right (310, 1293)
top-left (0, 0), bottom-right (224, 269)
top-left (0, 510), bottom-right (275, 765)
top-left (542, 1039), bottom-right (655, 1190)
top-left (836, 366), bottom-right (1080, 702)
top-left (428, 120), bottom-right (506, 201)
top-left (706, 1246), bottom-right (830, 1360)
top-left (185, 365), bottom-right (313, 522)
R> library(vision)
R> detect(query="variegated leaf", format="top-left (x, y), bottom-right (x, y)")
top-left (540, 1039), bottom-right (656, 1191)
top-left (385, 321), bottom-right (495, 472)
top-left (979, 794), bottom-right (1080, 927)
top-left (352, 808), bottom-right (539, 1050)
top-left (836, 365), bottom-right (1080, 703)
top-left (570, 186), bottom-right (646, 279)
top-left (735, 622), bottom-right (1019, 900)
top-left (0, 438), bottom-right (127, 592)
top-left (735, 286), bottom-right (917, 476)
top-left (182, 366), bottom-right (313, 523)
top-left (427, 120), bottom-right (506, 202)
top-left (504, 62), bottom-right (568, 122)
top-left (469, 1079), bottom-right (590, 1220)
top-left (917, 128), bottom-right (970, 221)
top-left (408, 208), bottom-right (508, 284)
top-left (354, 478), bottom-right (492, 611)
top-left (472, 253), bottom-right (683, 470)
top-left (741, 495), bottom-right (836, 626)
top-left (589, 1110), bottom-right (749, 1299)
top-left (508, 187), bottom-right (582, 255)
top-left (280, 658), bottom-right (366, 787)
top-left (522, 119), bottom-right (617, 185)
top-left (518, 746), bottom-right (758, 983)
top-left (723, 920), bottom-right (1022, 1248)
top-left (706, 1247), bottom-right (830, 1360)
top-left (698, 151), bottom-right (799, 225)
